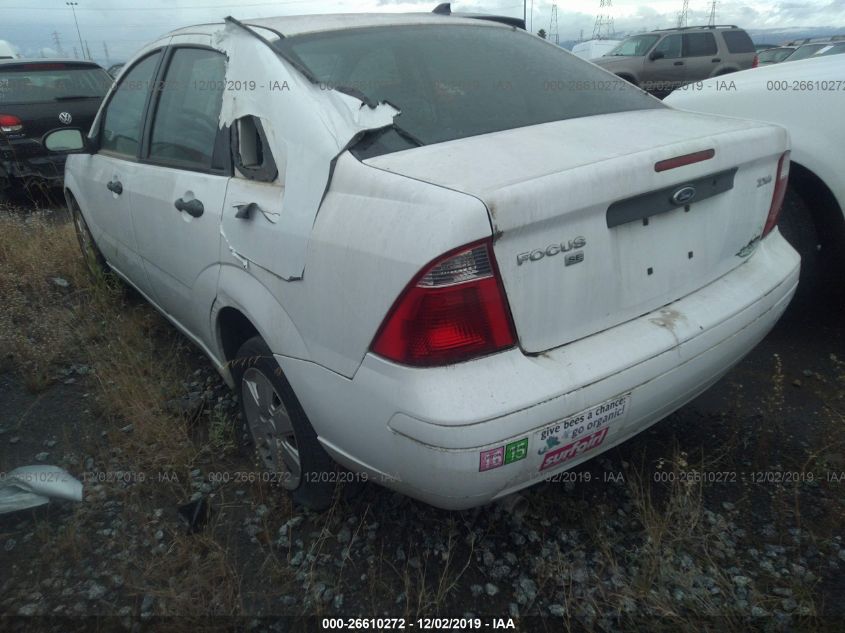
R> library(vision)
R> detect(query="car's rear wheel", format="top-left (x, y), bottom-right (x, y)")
top-left (232, 336), bottom-right (336, 510)
top-left (69, 196), bottom-right (109, 277)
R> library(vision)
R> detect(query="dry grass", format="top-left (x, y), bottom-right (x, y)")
top-left (0, 207), bottom-right (86, 389)
top-left (1, 203), bottom-right (840, 626)
top-left (0, 204), bottom-right (250, 617)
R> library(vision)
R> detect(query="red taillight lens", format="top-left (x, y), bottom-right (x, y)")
top-left (371, 240), bottom-right (516, 366)
top-left (763, 150), bottom-right (791, 237)
top-left (0, 114), bottom-right (23, 133)
top-left (752, 55), bottom-right (759, 68)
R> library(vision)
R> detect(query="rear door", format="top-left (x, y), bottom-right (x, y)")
top-left (683, 32), bottom-right (720, 80)
top-left (128, 40), bottom-right (229, 340)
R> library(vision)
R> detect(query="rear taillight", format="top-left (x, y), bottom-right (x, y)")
top-left (763, 151), bottom-right (790, 237)
top-left (371, 240), bottom-right (516, 366)
top-left (0, 114), bottom-right (23, 134)
top-left (752, 55), bottom-right (759, 68)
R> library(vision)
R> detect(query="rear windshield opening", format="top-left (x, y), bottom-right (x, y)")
top-left (275, 24), bottom-right (662, 156)
top-left (0, 63), bottom-right (112, 104)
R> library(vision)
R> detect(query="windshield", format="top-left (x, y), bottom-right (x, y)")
top-left (817, 43), bottom-right (845, 56)
top-left (0, 63), bottom-right (112, 104)
top-left (276, 25), bottom-right (661, 155)
top-left (606, 34), bottom-right (660, 57)
top-left (786, 44), bottom-right (826, 61)
top-left (758, 48), bottom-right (795, 63)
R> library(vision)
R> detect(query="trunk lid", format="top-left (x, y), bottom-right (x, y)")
top-left (365, 109), bottom-right (787, 354)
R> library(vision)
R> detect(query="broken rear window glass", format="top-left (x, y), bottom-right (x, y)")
top-left (275, 24), bottom-right (662, 156)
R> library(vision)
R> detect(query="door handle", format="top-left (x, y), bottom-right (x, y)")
top-left (174, 198), bottom-right (204, 218)
top-left (711, 58), bottom-right (721, 63)
top-left (673, 61), bottom-right (684, 66)
top-left (106, 180), bottom-right (123, 195)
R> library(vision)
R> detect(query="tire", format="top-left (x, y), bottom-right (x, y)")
top-left (231, 336), bottom-right (337, 510)
top-left (777, 187), bottom-right (820, 303)
top-left (69, 196), bottom-right (110, 277)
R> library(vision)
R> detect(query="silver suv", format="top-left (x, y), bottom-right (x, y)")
top-left (593, 25), bottom-right (756, 93)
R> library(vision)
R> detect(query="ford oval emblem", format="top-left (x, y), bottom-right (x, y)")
top-left (58, 112), bottom-right (72, 125)
top-left (671, 185), bottom-right (696, 205)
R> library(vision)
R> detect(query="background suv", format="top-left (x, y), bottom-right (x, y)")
top-left (593, 25), bottom-right (756, 94)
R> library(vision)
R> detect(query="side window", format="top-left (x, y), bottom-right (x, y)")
top-left (721, 31), bottom-right (755, 54)
top-left (233, 115), bottom-right (279, 182)
top-left (653, 35), bottom-right (682, 59)
top-left (684, 33), bottom-right (718, 57)
top-left (148, 48), bottom-right (226, 170)
top-left (100, 52), bottom-right (161, 157)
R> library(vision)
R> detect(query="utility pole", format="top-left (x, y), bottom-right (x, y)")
top-left (72, 46), bottom-right (78, 59)
top-left (67, 2), bottom-right (86, 60)
top-left (708, 1), bottom-right (717, 26)
top-left (103, 41), bottom-right (110, 66)
top-left (85, 40), bottom-right (92, 61)
top-left (549, 3), bottom-right (559, 45)
top-left (51, 31), bottom-right (64, 56)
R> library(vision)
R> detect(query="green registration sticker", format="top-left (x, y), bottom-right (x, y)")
top-left (504, 438), bottom-right (528, 464)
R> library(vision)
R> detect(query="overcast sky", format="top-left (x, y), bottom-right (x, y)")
top-left (3, 0), bottom-right (844, 62)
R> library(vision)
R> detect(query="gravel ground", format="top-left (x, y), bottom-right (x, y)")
top-left (1, 217), bottom-right (844, 631)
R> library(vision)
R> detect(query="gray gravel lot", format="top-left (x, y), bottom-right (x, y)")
top-left (1, 208), bottom-right (843, 632)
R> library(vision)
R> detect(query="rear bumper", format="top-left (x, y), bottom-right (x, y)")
top-left (0, 139), bottom-right (66, 183)
top-left (280, 231), bottom-right (800, 509)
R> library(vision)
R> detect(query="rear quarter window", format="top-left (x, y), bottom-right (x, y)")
top-left (685, 33), bottom-right (717, 57)
top-left (721, 31), bottom-right (756, 54)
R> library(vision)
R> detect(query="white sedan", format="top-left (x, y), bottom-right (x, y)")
top-left (45, 12), bottom-right (799, 510)
top-left (666, 55), bottom-right (845, 284)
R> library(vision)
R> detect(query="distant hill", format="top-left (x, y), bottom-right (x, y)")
top-left (746, 26), bottom-right (845, 45)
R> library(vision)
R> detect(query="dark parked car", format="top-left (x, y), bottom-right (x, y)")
top-left (0, 59), bottom-right (112, 197)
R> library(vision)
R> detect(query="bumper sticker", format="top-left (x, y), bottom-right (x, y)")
top-left (479, 446), bottom-right (505, 472)
top-left (479, 437), bottom-right (528, 472)
top-left (535, 393), bottom-right (631, 471)
top-left (540, 427), bottom-right (608, 471)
